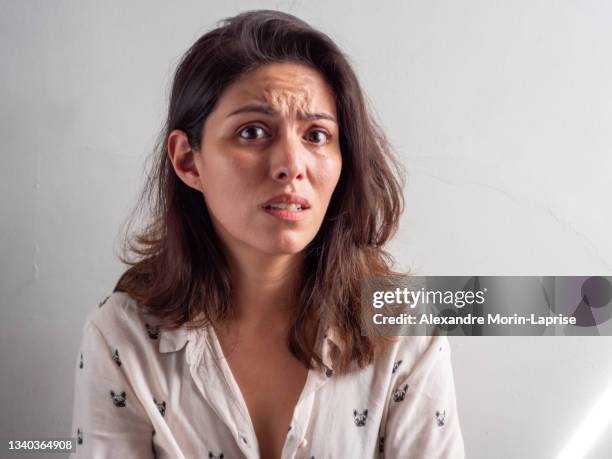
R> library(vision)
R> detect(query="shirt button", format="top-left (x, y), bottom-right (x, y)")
top-left (298, 438), bottom-right (308, 448)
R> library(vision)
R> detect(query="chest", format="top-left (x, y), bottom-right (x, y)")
top-left (217, 332), bottom-right (310, 459)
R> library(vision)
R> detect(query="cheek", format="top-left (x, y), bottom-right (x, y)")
top-left (198, 150), bottom-right (263, 211)
top-left (314, 156), bottom-right (342, 200)
top-left (200, 147), bottom-right (245, 186)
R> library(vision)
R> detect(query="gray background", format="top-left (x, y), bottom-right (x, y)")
top-left (1, 1), bottom-right (611, 458)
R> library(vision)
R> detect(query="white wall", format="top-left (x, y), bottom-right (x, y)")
top-left (1, 1), bottom-right (611, 458)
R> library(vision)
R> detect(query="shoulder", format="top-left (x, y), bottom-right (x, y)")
top-left (80, 291), bottom-right (163, 351)
top-left (85, 291), bottom-right (147, 332)
top-left (394, 334), bottom-right (450, 362)
top-left (373, 334), bottom-right (453, 383)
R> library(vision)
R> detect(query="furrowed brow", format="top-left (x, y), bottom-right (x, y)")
top-left (227, 105), bottom-right (276, 117)
top-left (300, 111), bottom-right (337, 123)
top-left (227, 104), bottom-right (337, 124)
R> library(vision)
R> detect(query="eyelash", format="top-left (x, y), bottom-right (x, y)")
top-left (237, 125), bottom-right (332, 145)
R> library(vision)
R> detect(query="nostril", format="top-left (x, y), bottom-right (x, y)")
top-left (273, 167), bottom-right (303, 181)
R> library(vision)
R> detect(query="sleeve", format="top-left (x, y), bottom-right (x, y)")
top-left (382, 335), bottom-right (465, 459)
top-left (70, 320), bottom-right (155, 458)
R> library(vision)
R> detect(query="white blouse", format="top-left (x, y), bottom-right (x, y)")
top-left (70, 291), bottom-right (465, 458)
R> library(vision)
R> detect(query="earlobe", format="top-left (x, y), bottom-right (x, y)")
top-left (167, 129), bottom-right (203, 192)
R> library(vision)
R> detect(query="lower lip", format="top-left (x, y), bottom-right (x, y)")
top-left (263, 207), bottom-right (308, 221)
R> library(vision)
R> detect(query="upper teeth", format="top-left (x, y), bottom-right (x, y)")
top-left (269, 203), bottom-right (303, 210)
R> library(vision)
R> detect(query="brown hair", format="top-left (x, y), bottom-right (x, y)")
top-left (114, 9), bottom-right (405, 374)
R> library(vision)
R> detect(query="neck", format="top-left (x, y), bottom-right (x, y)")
top-left (224, 246), bottom-right (304, 332)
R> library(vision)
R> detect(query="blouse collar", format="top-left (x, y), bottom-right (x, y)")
top-left (158, 317), bottom-right (344, 371)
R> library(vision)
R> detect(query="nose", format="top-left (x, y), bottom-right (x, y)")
top-left (269, 131), bottom-right (305, 183)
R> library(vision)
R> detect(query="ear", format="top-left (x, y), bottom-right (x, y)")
top-left (167, 129), bottom-right (203, 192)
top-left (110, 390), bottom-right (115, 397)
top-left (364, 409), bottom-right (368, 416)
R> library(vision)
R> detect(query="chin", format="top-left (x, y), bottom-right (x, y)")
top-left (261, 233), bottom-right (310, 255)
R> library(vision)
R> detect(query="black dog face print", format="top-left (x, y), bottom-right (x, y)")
top-left (393, 384), bottom-right (409, 402)
top-left (379, 436), bottom-right (384, 454)
top-left (112, 349), bottom-right (122, 367)
top-left (436, 410), bottom-right (446, 426)
top-left (392, 360), bottom-right (402, 374)
top-left (110, 390), bottom-right (127, 407)
top-left (353, 409), bottom-right (368, 427)
top-left (154, 397), bottom-right (166, 416)
top-left (145, 323), bottom-right (160, 340)
top-left (98, 295), bottom-right (110, 308)
top-left (208, 452), bottom-right (224, 459)
top-left (77, 428), bottom-right (83, 445)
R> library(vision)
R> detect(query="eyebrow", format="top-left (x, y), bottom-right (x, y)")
top-left (226, 104), bottom-right (337, 123)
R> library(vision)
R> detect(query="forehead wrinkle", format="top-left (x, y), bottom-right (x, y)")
top-left (258, 78), bottom-right (317, 119)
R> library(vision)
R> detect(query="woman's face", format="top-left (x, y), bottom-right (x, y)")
top-left (193, 62), bottom-right (342, 257)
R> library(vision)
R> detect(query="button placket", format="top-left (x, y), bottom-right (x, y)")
top-left (207, 327), bottom-right (260, 457)
top-left (188, 327), bottom-right (259, 458)
top-left (280, 388), bottom-right (318, 459)
top-left (281, 324), bottom-right (337, 459)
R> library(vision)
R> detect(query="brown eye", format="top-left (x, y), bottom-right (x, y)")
top-left (238, 125), bottom-right (267, 140)
top-left (306, 129), bottom-right (330, 145)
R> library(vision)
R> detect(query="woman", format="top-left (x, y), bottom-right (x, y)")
top-left (71, 9), bottom-right (465, 459)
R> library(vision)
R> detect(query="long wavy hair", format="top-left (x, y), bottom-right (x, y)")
top-left (114, 9), bottom-right (406, 374)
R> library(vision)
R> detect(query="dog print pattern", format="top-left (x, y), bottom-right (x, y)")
top-left (110, 390), bottom-right (126, 407)
top-left (353, 409), bottom-right (368, 427)
top-left (72, 293), bottom-right (463, 457)
top-left (98, 295), bottom-right (110, 308)
top-left (393, 384), bottom-right (409, 402)
top-left (145, 323), bottom-right (160, 340)
top-left (436, 410), bottom-right (446, 427)
top-left (112, 349), bottom-right (121, 366)
top-left (154, 397), bottom-right (166, 417)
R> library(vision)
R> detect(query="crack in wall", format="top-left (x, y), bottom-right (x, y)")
top-left (411, 165), bottom-right (612, 271)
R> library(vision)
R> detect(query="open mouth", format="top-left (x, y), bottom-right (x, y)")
top-left (264, 203), bottom-right (306, 211)
top-left (261, 194), bottom-right (311, 220)
top-left (262, 203), bottom-right (309, 221)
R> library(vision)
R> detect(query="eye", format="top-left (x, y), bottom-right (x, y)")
top-left (238, 125), bottom-right (268, 141)
top-left (305, 129), bottom-right (331, 145)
